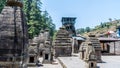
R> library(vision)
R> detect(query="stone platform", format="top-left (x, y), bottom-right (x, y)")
top-left (28, 54), bottom-right (120, 68)
top-left (58, 54), bottom-right (120, 68)
top-left (28, 58), bottom-right (62, 68)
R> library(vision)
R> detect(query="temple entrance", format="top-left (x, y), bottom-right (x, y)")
top-left (40, 51), bottom-right (43, 57)
top-left (102, 43), bottom-right (110, 53)
top-left (106, 44), bottom-right (110, 53)
top-left (29, 57), bottom-right (34, 63)
top-left (45, 54), bottom-right (49, 60)
top-left (82, 52), bottom-right (84, 59)
top-left (91, 62), bottom-right (94, 67)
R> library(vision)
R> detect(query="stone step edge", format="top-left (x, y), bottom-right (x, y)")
top-left (57, 58), bottom-right (67, 68)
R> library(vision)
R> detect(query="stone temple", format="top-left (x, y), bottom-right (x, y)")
top-left (27, 37), bottom-right (38, 66)
top-left (84, 42), bottom-right (97, 68)
top-left (28, 29), bottom-right (53, 65)
top-left (0, 0), bottom-right (28, 68)
top-left (41, 29), bottom-right (53, 64)
top-left (54, 26), bottom-right (72, 57)
top-left (79, 34), bottom-right (102, 62)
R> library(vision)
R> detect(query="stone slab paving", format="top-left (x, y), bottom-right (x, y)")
top-left (59, 54), bottom-right (120, 68)
top-left (58, 56), bottom-right (86, 68)
top-left (28, 59), bottom-right (62, 68)
top-left (28, 54), bottom-right (120, 68)
top-left (98, 56), bottom-right (120, 68)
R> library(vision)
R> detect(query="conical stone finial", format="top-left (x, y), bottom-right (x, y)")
top-left (6, 0), bottom-right (23, 7)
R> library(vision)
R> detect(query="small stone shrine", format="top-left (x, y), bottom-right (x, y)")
top-left (27, 37), bottom-right (38, 66)
top-left (42, 40), bottom-right (53, 63)
top-left (42, 29), bottom-right (53, 64)
top-left (54, 26), bottom-right (72, 57)
top-left (38, 30), bottom-right (45, 57)
top-left (84, 42), bottom-right (97, 68)
top-left (31, 29), bottom-right (53, 64)
top-left (0, 0), bottom-right (28, 68)
top-left (79, 34), bottom-right (102, 62)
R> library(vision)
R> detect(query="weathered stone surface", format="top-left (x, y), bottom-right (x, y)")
top-left (84, 42), bottom-right (97, 68)
top-left (54, 26), bottom-right (72, 57)
top-left (28, 29), bottom-right (53, 64)
top-left (80, 34), bottom-right (102, 62)
top-left (0, 6), bottom-right (28, 68)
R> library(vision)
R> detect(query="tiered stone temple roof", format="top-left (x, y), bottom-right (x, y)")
top-left (84, 42), bottom-right (97, 68)
top-left (84, 42), bottom-right (97, 61)
top-left (0, 0), bottom-right (28, 67)
top-left (28, 29), bottom-right (53, 64)
top-left (54, 26), bottom-right (72, 57)
top-left (41, 29), bottom-right (53, 64)
top-left (80, 34), bottom-right (102, 62)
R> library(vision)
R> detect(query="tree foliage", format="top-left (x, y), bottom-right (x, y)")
top-left (85, 27), bottom-right (91, 32)
top-left (23, 0), bottom-right (56, 39)
top-left (0, 0), bottom-right (6, 13)
top-left (0, 0), bottom-right (56, 39)
top-left (76, 28), bottom-right (85, 34)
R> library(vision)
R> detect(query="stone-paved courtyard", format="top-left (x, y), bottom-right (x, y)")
top-left (28, 58), bottom-right (62, 68)
top-left (98, 56), bottom-right (120, 68)
top-left (28, 54), bottom-right (120, 68)
top-left (58, 54), bottom-right (120, 68)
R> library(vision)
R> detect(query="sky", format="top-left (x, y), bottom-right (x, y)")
top-left (41, 0), bottom-right (120, 30)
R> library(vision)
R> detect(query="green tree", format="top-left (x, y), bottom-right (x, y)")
top-left (76, 28), bottom-right (85, 34)
top-left (23, 0), bottom-right (43, 38)
top-left (85, 27), bottom-right (91, 32)
top-left (0, 0), bottom-right (56, 39)
top-left (100, 22), bottom-right (105, 28)
top-left (23, 0), bottom-right (56, 38)
top-left (0, 0), bottom-right (6, 13)
top-left (41, 11), bottom-right (56, 37)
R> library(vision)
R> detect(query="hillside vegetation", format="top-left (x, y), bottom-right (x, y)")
top-left (76, 19), bottom-right (120, 37)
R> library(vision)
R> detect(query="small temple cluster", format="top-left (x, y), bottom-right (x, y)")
top-left (28, 29), bottom-right (53, 66)
top-left (0, 0), bottom-right (120, 68)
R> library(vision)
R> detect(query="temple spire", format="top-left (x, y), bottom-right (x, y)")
top-left (6, 0), bottom-right (23, 7)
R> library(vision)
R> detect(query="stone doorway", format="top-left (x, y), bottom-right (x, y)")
top-left (45, 54), bottom-right (49, 60)
top-left (91, 62), bottom-right (94, 67)
top-left (106, 44), bottom-right (110, 53)
top-left (40, 51), bottom-right (43, 57)
top-left (29, 57), bottom-right (34, 63)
